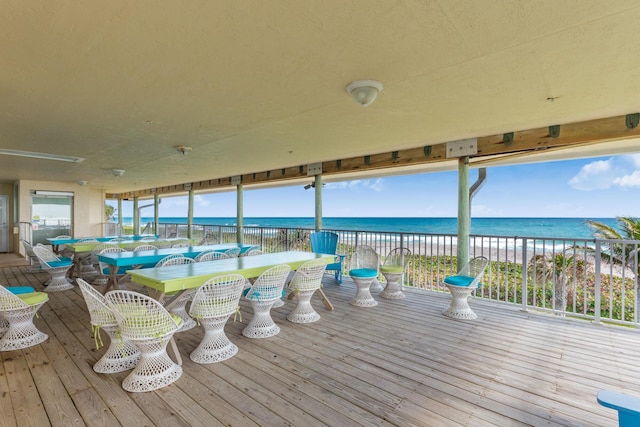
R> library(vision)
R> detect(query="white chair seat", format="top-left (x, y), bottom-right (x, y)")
top-left (242, 264), bottom-right (291, 338)
top-left (32, 245), bottom-right (74, 292)
top-left (189, 274), bottom-right (245, 364)
top-left (442, 256), bottom-right (489, 320)
top-left (78, 279), bottom-right (140, 373)
top-left (286, 259), bottom-right (327, 323)
top-left (105, 290), bottom-right (183, 392)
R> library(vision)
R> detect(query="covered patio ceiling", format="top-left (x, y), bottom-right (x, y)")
top-left (2, 1), bottom-right (640, 196)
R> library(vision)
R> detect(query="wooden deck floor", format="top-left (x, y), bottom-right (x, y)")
top-left (0, 264), bottom-right (637, 427)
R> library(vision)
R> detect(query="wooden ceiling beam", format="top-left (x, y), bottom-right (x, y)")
top-left (107, 113), bottom-right (640, 200)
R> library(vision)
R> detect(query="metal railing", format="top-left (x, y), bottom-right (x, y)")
top-left (119, 221), bottom-right (640, 327)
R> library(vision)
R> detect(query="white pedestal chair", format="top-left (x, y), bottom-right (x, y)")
top-left (194, 251), bottom-right (228, 262)
top-left (241, 249), bottom-right (263, 257)
top-left (76, 238), bottom-right (100, 279)
top-left (77, 279), bottom-right (140, 373)
top-left (96, 247), bottom-right (127, 289)
top-left (242, 264), bottom-right (291, 338)
top-left (348, 245), bottom-right (380, 307)
top-left (0, 285), bottom-right (49, 351)
top-left (155, 255), bottom-right (197, 332)
top-left (104, 290), bottom-right (183, 393)
top-left (87, 243), bottom-right (118, 285)
top-left (188, 274), bottom-right (246, 364)
top-left (133, 244), bottom-right (158, 252)
top-left (379, 248), bottom-right (412, 299)
top-left (442, 256), bottom-right (489, 320)
top-left (0, 287), bottom-right (35, 338)
top-left (53, 235), bottom-right (74, 258)
top-left (20, 239), bottom-right (41, 273)
top-left (32, 245), bottom-right (75, 292)
top-left (285, 259), bottom-right (327, 323)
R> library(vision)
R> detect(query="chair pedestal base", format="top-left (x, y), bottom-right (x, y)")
top-left (27, 258), bottom-right (41, 273)
top-left (287, 289), bottom-right (321, 323)
top-left (122, 338), bottom-right (182, 392)
top-left (272, 298), bottom-right (285, 308)
top-left (369, 278), bottom-right (383, 293)
top-left (190, 316), bottom-right (238, 364)
top-left (44, 267), bottom-right (74, 292)
top-left (442, 285), bottom-right (477, 320)
top-left (379, 272), bottom-right (405, 299)
top-left (0, 304), bottom-right (48, 351)
top-left (167, 292), bottom-right (196, 332)
top-left (243, 300), bottom-right (280, 338)
top-left (92, 276), bottom-right (109, 286)
top-left (93, 326), bottom-right (140, 373)
top-left (350, 277), bottom-right (378, 307)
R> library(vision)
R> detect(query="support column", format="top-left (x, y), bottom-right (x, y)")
top-left (457, 156), bottom-right (470, 271)
top-left (314, 175), bottom-right (323, 231)
top-left (133, 197), bottom-right (139, 236)
top-left (236, 184), bottom-right (243, 244)
top-left (117, 198), bottom-right (123, 236)
top-left (153, 193), bottom-right (159, 236)
top-left (187, 187), bottom-right (194, 239)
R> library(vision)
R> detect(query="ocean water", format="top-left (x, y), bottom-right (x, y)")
top-left (127, 217), bottom-right (620, 240)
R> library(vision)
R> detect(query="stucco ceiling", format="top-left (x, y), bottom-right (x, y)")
top-left (2, 1), bottom-right (640, 194)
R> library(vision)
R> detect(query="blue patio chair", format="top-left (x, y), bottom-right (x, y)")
top-left (309, 231), bottom-right (344, 284)
top-left (598, 390), bottom-right (640, 426)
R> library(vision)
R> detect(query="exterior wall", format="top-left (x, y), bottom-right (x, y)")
top-left (16, 179), bottom-right (105, 255)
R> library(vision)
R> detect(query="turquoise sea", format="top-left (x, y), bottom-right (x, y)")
top-left (129, 217), bottom-right (620, 240)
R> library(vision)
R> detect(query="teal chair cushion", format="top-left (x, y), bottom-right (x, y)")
top-left (48, 260), bottom-right (73, 268)
top-left (350, 268), bottom-right (378, 278)
top-left (444, 275), bottom-right (475, 287)
top-left (6, 286), bottom-right (35, 294)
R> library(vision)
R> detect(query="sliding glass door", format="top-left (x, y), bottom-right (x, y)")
top-left (31, 192), bottom-right (73, 245)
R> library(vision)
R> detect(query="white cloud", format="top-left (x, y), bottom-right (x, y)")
top-left (626, 153), bottom-right (640, 168)
top-left (325, 179), bottom-right (385, 192)
top-left (568, 155), bottom-right (640, 191)
top-left (613, 170), bottom-right (640, 188)
top-left (194, 195), bottom-right (210, 207)
top-left (568, 158), bottom-right (616, 191)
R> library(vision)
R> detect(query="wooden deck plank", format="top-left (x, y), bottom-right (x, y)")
top-left (1, 265), bottom-right (635, 426)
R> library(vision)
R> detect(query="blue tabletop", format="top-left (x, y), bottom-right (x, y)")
top-left (97, 243), bottom-right (258, 267)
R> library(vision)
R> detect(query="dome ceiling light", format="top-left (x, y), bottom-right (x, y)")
top-left (345, 80), bottom-right (384, 107)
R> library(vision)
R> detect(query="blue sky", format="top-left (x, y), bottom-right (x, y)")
top-left (112, 153), bottom-right (640, 218)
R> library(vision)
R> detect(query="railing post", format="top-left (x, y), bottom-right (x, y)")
top-left (594, 240), bottom-right (601, 325)
top-left (521, 238), bottom-right (529, 312)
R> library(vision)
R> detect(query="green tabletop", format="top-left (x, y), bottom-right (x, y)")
top-left (129, 251), bottom-right (336, 293)
top-left (69, 238), bottom-right (192, 253)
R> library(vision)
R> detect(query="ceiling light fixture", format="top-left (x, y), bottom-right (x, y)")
top-left (175, 145), bottom-right (192, 155)
top-left (77, 180), bottom-right (88, 186)
top-left (0, 148), bottom-right (84, 163)
top-left (345, 80), bottom-right (384, 107)
top-left (111, 169), bottom-right (125, 177)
